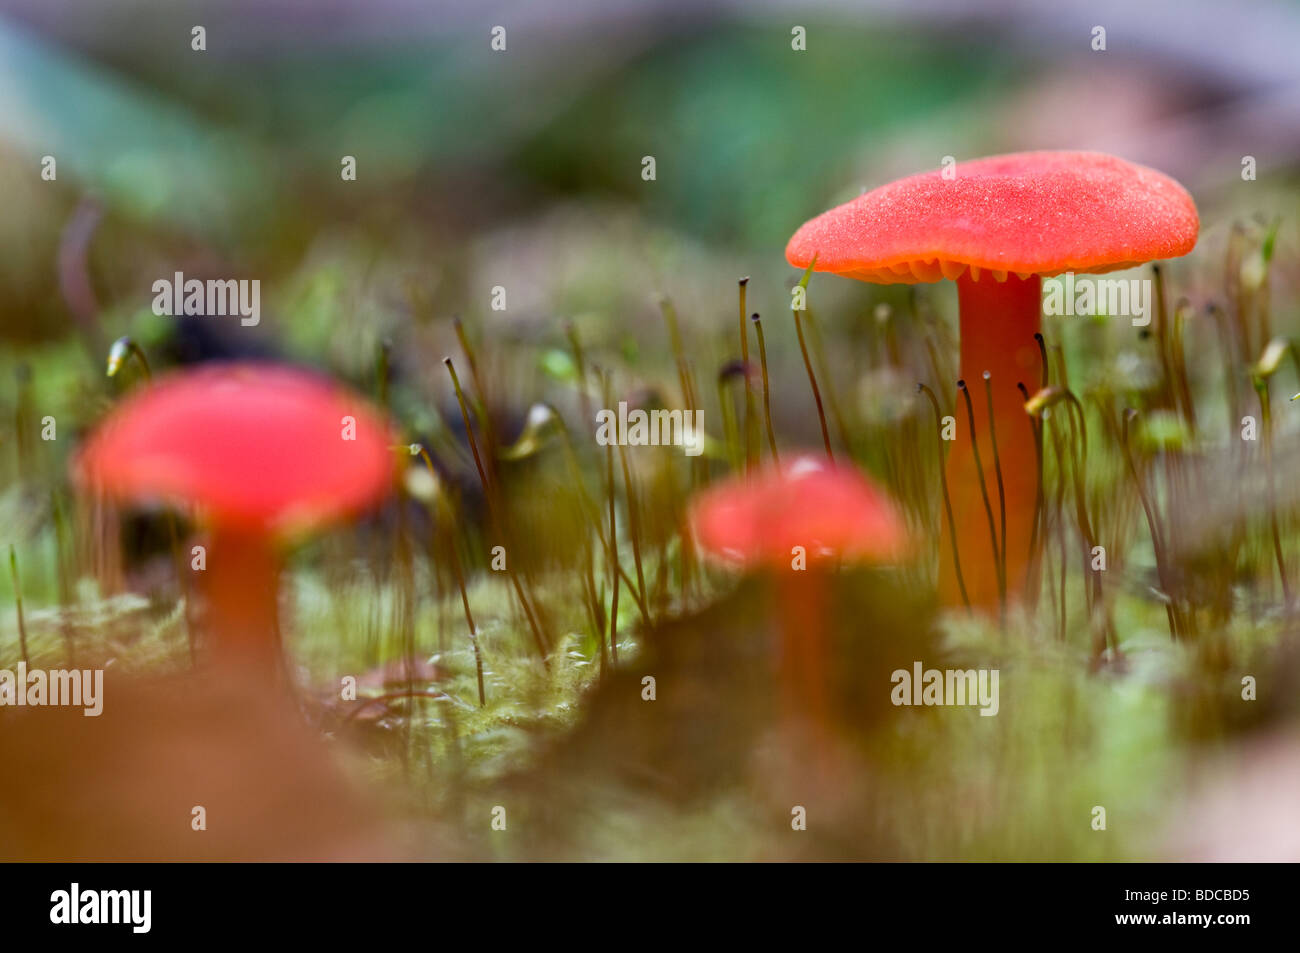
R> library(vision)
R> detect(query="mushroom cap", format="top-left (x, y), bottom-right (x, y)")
top-left (690, 456), bottom-right (910, 568)
top-left (786, 151), bottom-right (1199, 284)
top-left (78, 363), bottom-right (395, 533)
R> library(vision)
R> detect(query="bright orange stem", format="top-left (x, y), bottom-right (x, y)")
top-left (202, 527), bottom-right (284, 675)
top-left (776, 571), bottom-right (829, 727)
top-left (941, 273), bottom-right (1044, 608)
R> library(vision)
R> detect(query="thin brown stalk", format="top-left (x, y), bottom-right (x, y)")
top-left (794, 308), bottom-right (833, 459)
top-left (444, 357), bottom-right (550, 665)
top-left (982, 372), bottom-right (1008, 618)
top-left (1017, 382), bottom-right (1046, 602)
top-left (615, 439), bottom-right (651, 626)
top-left (738, 278), bottom-right (757, 471)
top-left (9, 545), bottom-right (29, 666)
top-left (958, 379), bottom-right (1001, 608)
top-left (1257, 379), bottom-right (1292, 608)
top-left (453, 317), bottom-right (498, 486)
top-left (1121, 409), bottom-right (1180, 640)
top-left (918, 383), bottom-right (970, 610)
top-left (602, 373), bottom-right (622, 666)
top-left (565, 321), bottom-right (596, 439)
top-left (804, 307), bottom-right (852, 456)
top-left (751, 313), bottom-right (779, 465)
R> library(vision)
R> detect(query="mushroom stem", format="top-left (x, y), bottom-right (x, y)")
top-left (775, 569), bottom-right (830, 729)
top-left (772, 569), bottom-right (838, 781)
top-left (941, 273), bottom-right (1043, 608)
top-left (202, 527), bottom-right (284, 675)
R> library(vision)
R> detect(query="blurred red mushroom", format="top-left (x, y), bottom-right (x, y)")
top-left (77, 363), bottom-right (395, 678)
top-left (787, 151), bottom-right (1198, 608)
top-left (690, 456), bottom-right (909, 738)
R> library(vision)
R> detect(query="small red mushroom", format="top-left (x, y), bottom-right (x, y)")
top-left (787, 151), bottom-right (1198, 608)
top-left (690, 456), bottom-right (909, 736)
top-left (77, 363), bottom-right (395, 678)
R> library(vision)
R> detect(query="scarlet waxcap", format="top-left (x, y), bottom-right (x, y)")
top-left (78, 363), bottom-right (395, 533)
top-left (786, 151), bottom-right (1199, 284)
top-left (690, 456), bottom-right (909, 567)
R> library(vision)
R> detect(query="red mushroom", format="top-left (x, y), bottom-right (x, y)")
top-left (690, 456), bottom-right (909, 734)
top-left (787, 151), bottom-right (1198, 607)
top-left (77, 363), bottom-right (395, 677)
